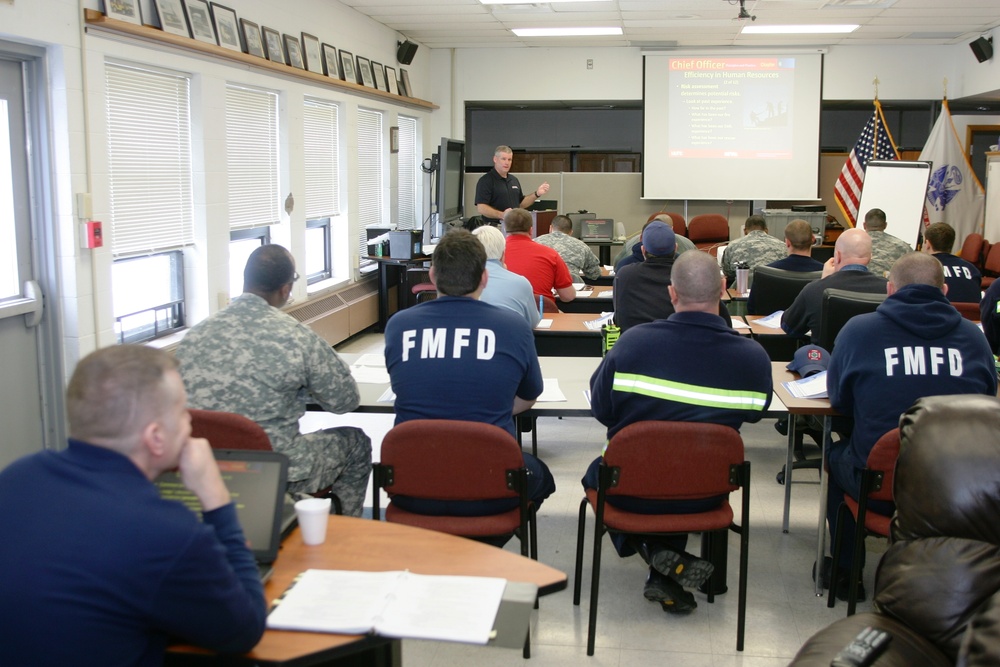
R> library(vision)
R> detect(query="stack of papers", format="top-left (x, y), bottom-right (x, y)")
top-left (782, 371), bottom-right (828, 399)
top-left (584, 313), bottom-right (615, 330)
top-left (349, 354), bottom-right (389, 384)
top-left (753, 311), bottom-right (785, 329)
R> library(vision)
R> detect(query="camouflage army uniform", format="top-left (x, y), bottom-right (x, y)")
top-left (535, 231), bottom-right (602, 280)
top-left (175, 293), bottom-right (372, 516)
top-left (721, 230), bottom-right (787, 282)
top-left (866, 230), bottom-right (911, 278)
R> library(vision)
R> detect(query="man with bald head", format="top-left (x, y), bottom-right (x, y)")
top-left (176, 244), bottom-right (372, 516)
top-left (822, 251), bottom-right (996, 597)
top-left (781, 228), bottom-right (888, 342)
top-left (586, 251), bottom-right (771, 615)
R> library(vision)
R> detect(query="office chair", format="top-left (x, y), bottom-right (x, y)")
top-left (573, 421), bottom-right (750, 656)
top-left (952, 301), bottom-right (981, 321)
top-left (959, 232), bottom-right (986, 270)
top-left (687, 214), bottom-right (730, 252)
top-left (982, 243), bottom-right (1000, 290)
top-left (829, 428), bottom-right (899, 616)
top-left (815, 288), bottom-right (887, 354)
top-left (189, 409), bottom-right (342, 514)
top-left (646, 211), bottom-right (687, 238)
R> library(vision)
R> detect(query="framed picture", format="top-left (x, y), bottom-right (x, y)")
top-left (371, 61), bottom-right (388, 91)
top-left (390, 126), bottom-right (399, 154)
top-left (301, 33), bottom-right (324, 75)
top-left (210, 3), bottom-right (241, 52)
top-left (356, 56), bottom-right (374, 87)
top-left (284, 34), bottom-right (305, 69)
top-left (399, 69), bottom-right (412, 97)
top-left (339, 50), bottom-right (356, 84)
top-left (240, 19), bottom-right (265, 58)
top-left (321, 44), bottom-right (340, 79)
top-left (103, 0), bottom-right (143, 25)
top-left (154, 0), bottom-right (189, 37)
top-left (385, 66), bottom-right (399, 95)
top-left (262, 27), bottom-right (286, 64)
top-left (183, 0), bottom-right (217, 45)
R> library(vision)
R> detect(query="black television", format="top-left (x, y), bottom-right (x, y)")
top-left (436, 138), bottom-right (465, 230)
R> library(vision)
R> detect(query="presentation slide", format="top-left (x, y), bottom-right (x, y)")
top-left (643, 52), bottom-right (823, 201)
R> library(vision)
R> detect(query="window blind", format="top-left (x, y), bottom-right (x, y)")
top-left (397, 116), bottom-right (418, 230)
top-left (303, 98), bottom-right (340, 219)
top-left (356, 108), bottom-right (383, 260)
top-left (226, 84), bottom-right (280, 230)
top-left (106, 62), bottom-right (193, 257)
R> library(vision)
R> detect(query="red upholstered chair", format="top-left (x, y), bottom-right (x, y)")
top-left (646, 212), bottom-right (687, 237)
top-left (952, 301), bottom-right (981, 321)
top-left (981, 243), bottom-right (1000, 290)
top-left (959, 232), bottom-right (986, 270)
top-left (541, 295), bottom-right (560, 314)
top-left (410, 282), bottom-right (437, 303)
top-left (828, 428), bottom-right (900, 616)
top-left (687, 214), bottom-right (730, 255)
top-left (190, 408), bottom-right (272, 451)
top-left (572, 421), bottom-right (750, 655)
top-left (189, 408), bottom-right (342, 513)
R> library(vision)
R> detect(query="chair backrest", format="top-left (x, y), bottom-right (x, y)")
top-left (687, 214), bottom-right (730, 246)
top-left (959, 232), bottom-right (986, 268)
top-left (541, 295), bottom-right (560, 314)
top-left (602, 421), bottom-right (744, 500)
top-left (816, 288), bottom-right (887, 353)
top-left (983, 243), bottom-right (1000, 277)
top-left (378, 420), bottom-right (524, 501)
top-left (952, 301), bottom-right (981, 321)
top-left (865, 428), bottom-right (900, 503)
top-left (189, 408), bottom-right (273, 451)
top-left (747, 266), bottom-right (822, 316)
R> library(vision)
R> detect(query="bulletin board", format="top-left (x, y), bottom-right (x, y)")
top-left (857, 161), bottom-right (931, 248)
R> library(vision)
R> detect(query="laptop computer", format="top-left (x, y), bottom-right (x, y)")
top-left (155, 449), bottom-right (292, 583)
top-left (581, 218), bottom-right (615, 241)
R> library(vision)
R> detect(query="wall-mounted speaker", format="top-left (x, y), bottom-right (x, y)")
top-left (970, 36), bottom-right (993, 63)
top-left (397, 40), bottom-right (418, 65)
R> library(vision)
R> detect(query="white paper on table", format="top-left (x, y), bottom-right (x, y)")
top-left (782, 371), bottom-right (828, 399)
top-left (377, 387), bottom-right (396, 403)
top-left (535, 319), bottom-right (554, 329)
top-left (355, 353), bottom-right (386, 367)
top-left (584, 312), bottom-right (614, 330)
top-left (755, 311), bottom-right (785, 329)
top-left (572, 282), bottom-right (586, 291)
top-left (351, 366), bottom-right (390, 384)
top-left (575, 288), bottom-right (594, 298)
top-left (731, 318), bottom-right (750, 330)
top-left (602, 265), bottom-right (615, 276)
top-left (593, 289), bottom-right (612, 299)
top-left (536, 378), bottom-right (566, 402)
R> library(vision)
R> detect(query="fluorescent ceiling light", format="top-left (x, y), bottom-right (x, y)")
top-left (513, 27), bottom-right (623, 37)
top-left (742, 24), bottom-right (859, 34)
top-left (482, 0), bottom-right (606, 3)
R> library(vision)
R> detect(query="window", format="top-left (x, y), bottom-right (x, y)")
top-left (356, 108), bottom-right (384, 264)
top-left (303, 98), bottom-right (340, 283)
top-left (0, 99), bottom-right (17, 299)
top-left (228, 227), bottom-right (270, 299)
top-left (397, 116), bottom-right (418, 231)
top-left (226, 84), bottom-right (279, 296)
top-left (105, 62), bottom-right (193, 343)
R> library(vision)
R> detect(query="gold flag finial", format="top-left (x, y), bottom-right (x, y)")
top-left (873, 76), bottom-right (880, 100)
top-left (943, 77), bottom-right (948, 101)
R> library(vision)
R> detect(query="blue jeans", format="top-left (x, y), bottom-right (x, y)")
top-left (581, 456), bottom-right (724, 558)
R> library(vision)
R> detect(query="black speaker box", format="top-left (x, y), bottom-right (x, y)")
top-left (397, 40), bottom-right (418, 65)
top-left (970, 36), bottom-right (993, 63)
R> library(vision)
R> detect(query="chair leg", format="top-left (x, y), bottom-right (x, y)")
top-left (828, 502), bottom-right (850, 608)
top-left (522, 626), bottom-right (530, 659)
top-left (529, 505), bottom-right (538, 561)
top-left (848, 472), bottom-right (873, 617)
top-left (586, 516), bottom-right (604, 656)
top-left (573, 498), bottom-right (588, 606)
top-left (736, 460), bottom-right (750, 652)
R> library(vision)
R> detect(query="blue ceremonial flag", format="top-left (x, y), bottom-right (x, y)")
top-left (918, 99), bottom-right (985, 241)
top-left (834, 100), bottom-right (900, 227)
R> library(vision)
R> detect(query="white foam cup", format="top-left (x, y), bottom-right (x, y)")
top-left (294, 497), bottom-right (332, 545)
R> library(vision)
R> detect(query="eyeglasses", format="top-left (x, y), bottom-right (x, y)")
top-left (291, 272), bottom-right (300, 283)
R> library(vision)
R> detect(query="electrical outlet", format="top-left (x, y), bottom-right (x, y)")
top-left (587, 59), bottom-right (593, 70)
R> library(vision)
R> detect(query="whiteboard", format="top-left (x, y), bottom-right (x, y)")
top-left (857, 161), bottom-right (931, 249)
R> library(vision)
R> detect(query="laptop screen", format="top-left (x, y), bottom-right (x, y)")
top-left (582, 218), bottom-right (615, 240)
top-left (155, 449), bottom-right (289, 564)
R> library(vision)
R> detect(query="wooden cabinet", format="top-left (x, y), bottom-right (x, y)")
top-left (513, 152), bottom-right (570, 173)
top-left (514, 151), bottom-right (640, 173)
top-left (576, 153), bottom-right (641, 172)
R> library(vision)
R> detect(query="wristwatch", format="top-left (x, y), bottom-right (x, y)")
top-left (534, 191), bottom-right (540, 198)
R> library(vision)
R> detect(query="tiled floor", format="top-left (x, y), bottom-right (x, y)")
top-left (301, 332), bottom-right (879, 666)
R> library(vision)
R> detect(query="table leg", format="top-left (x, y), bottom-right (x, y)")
top-left (599, 245), bottom-right (611, 265)
top-left (377, 262), bottom-right (390, 333)
top-left (814, 415), bottom-right (832, 596)
top-left (782, 417), bottom-right (795, 533)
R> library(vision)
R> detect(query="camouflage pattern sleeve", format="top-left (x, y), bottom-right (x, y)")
top-left (302, 330), bottom-right (360, 415)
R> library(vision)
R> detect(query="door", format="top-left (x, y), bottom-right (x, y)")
top-left (0, 56), bottom-right (47, 468)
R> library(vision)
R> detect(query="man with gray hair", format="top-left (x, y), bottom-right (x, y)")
top-left (474, 145), bottom-right (550, 226)
top-left (176, 244), bottom-right (372, 516)
top-left (535, 214), bottom-right (602, 281)
top-left (863, 207), bottom-right (911, 277)
top-left (0, 345), bottom-right (267, 664)
top-left (473, 225), bottom-right (541, 327)
top-left (586, 250), bottom-right (772, 614)
top-left (824, 251), bottom-right (996, 597)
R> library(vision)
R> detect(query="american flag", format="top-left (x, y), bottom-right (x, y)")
top-left (833, 100), bottom-right (899, 227)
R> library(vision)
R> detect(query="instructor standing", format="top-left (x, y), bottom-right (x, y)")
top-left (475, 145), bottom-right (550, 226)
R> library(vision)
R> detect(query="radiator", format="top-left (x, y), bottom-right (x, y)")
top-left (286, 278), bottom-right (379, 345)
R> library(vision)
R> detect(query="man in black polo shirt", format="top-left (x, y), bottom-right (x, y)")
top-left (475, 145), bottom-right (550, 226)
